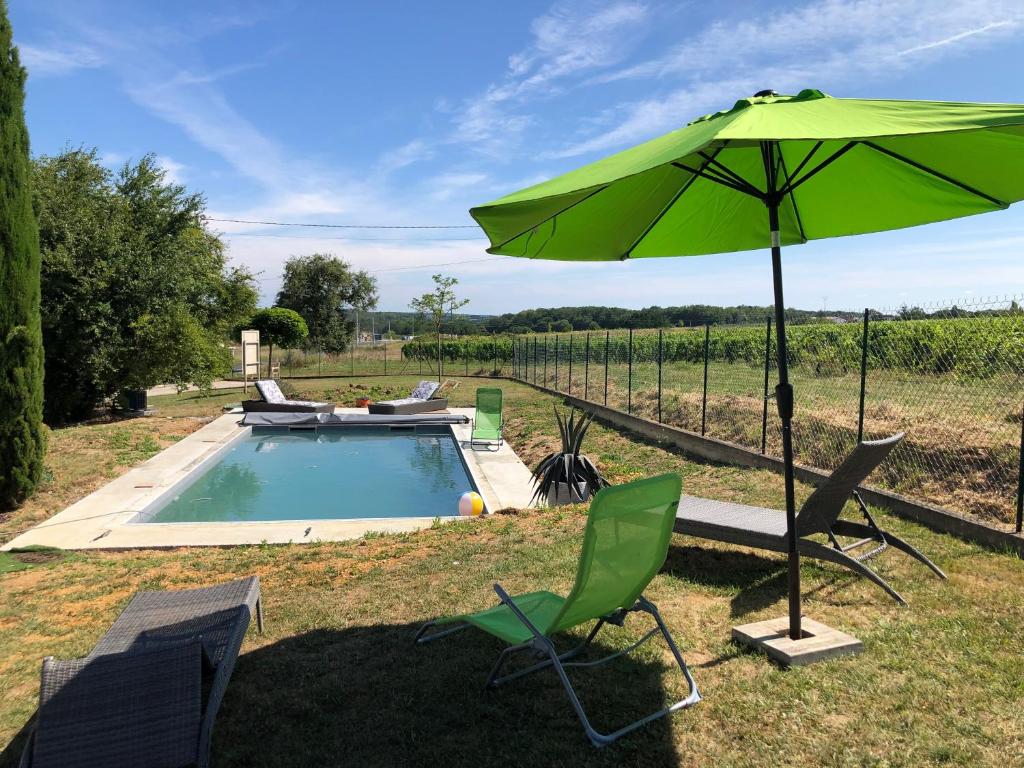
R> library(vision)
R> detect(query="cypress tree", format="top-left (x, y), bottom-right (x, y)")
top-left (0, 0), bottom-right (45, 508)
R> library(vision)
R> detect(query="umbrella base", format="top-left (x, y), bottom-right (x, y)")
top-left (732, 616), bottom-right (862, 667)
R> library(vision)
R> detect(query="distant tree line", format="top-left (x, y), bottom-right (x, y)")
top-left (479, 304), bottom-right (864, 333)
top-left (345, 301), bottom-right (1018, 340)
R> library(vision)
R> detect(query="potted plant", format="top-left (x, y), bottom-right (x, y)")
top-left (531, 406), bottom-right (610, 506)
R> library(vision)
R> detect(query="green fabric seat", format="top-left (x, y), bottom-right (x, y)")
top-left (416, 473), bottom-right (700, 747)
top-left (470, 387), bottom-right (503, 447)
top-left (460, 590), bottom-right (565, 644)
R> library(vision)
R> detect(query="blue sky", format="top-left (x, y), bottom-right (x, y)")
top-left (11, 0), bottom-right (1024, 314)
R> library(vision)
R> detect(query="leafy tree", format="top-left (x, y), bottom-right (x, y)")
top-left (243, 307), bottom-right (308, 376)
top-left (276, 253), bottom-right (377, 353)
top-left (551, 319), bottom-right (573, 332)
top-left (0, 3), bottom-right (45, 508)
top-left (129, 308), bottom-right (233, 394)
top-left (34, 148), bottom-right (258, 423)
top-left (410, 274), bottom-right (469, 381)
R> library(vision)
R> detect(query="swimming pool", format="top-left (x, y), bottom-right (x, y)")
top-left (136, 425), bottom-right (481, 524)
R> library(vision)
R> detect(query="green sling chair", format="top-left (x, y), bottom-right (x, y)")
top-left (415, 473), bottom-right (700, 747)
top-left (470, 387), bottom-right (503, 450)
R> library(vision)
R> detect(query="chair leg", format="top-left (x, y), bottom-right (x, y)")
top-left (504, 602), bottom-right (700, 748)
top-left (880, 531), bottom-right (947, 579)
top-left (488, 620), bottom-right (607, 688)
top-left (485, 642), bottom-right (532, 688)
top-left (414, 621), bottom-right (470, 644)
top-left (830, 520), bottom-right (946, 579)
top-left (801, 540), bottom-right (907, 604)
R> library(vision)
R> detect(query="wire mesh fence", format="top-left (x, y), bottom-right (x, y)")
top-left (500, 297), bottom-right (1024, 532)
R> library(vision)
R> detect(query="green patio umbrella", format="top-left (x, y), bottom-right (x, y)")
top-left (469, 89), bottom-right (1024, 640)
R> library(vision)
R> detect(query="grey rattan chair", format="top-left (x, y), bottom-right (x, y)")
top-left (20, 576), bottom-right (263, 768)
top-left (675, 434), bottom-right (945, 604)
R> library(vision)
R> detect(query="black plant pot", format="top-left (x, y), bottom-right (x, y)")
top-left (124, 389), bottom-right (148, 412)
top-left (547, 480), bottom-right (590, 506)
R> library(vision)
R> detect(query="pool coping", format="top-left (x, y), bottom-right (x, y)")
top-left (1, 408), bottom-right (535, 550)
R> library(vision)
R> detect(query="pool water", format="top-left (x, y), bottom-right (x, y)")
top-left (141, 426), bottom-right (479, 523)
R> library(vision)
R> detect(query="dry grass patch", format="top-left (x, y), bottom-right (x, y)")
top-left (1, 377), bottom-right (1023, 767)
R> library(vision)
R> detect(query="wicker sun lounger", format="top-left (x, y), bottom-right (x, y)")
top-left (20, 577), bottom-right (263, 768)
top-left (242, 379), bottom-right (334, 413)
top-left (674, 434), bottom-right (945, 604)
top-left (368, 380), bottom-right (448, 414)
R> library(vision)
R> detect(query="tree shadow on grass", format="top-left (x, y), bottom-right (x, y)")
top-left (213, 622), bottom-right (685, 768)
top-left (2, 621), bottom-right (690, 768)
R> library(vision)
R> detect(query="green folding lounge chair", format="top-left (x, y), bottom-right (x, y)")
top-left (415, 473), bottom-right (700, 747)
top-left (470, 387), bottom-right (503, 450)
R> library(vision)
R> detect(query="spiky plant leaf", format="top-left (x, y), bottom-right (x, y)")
top-left (531, 406), bottom-right (611, 505)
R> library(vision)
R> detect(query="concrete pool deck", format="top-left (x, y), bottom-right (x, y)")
top-left (1, 408), bottom-right (534, 551)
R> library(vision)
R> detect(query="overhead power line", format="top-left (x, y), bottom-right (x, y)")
top-left (225, 231), bottom-right (486, 243)
top-left (369, 257), bottom-right (506, 273)
top-left (205, 216), bottom-right (478, 230)
top-left (251, 256), bottom-right (508, 282)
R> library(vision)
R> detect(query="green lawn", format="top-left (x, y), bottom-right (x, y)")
top-left (1, 376), bottom-right (1022, 767)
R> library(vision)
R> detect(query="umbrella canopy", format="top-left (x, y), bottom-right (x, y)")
top-left (470, 89), bottom-right (1024, 641)
top-left (471, 89), bottom-right (1024, 260)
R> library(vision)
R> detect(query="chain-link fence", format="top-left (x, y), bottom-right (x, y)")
top-left (238, 335), bottom-right (518, 381)
top-left (503, 297), bottom-right (1024, 532)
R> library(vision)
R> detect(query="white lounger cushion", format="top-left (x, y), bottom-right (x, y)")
top-left (410, 381), bottom-right (441, 401)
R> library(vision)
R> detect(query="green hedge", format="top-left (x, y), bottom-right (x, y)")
top-left (402, 316), bottom-right (1024, 378)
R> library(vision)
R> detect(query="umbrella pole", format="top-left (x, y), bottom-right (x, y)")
top-left (765, 143), bottom-right (802, 641)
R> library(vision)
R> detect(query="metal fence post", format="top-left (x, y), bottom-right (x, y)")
top-left (493, 337), bottom-right (498, 376)
top-left (657, 328), bottom-right (663, 423)
top-left (1017, 402), bottom-right (1024, 533)
top-left (857, 308), bottom-right (870, 443)
top-left (701, 324), bottom-right (710, 436)
top-left (627, 327), bottom-right (634, 415)
top-left (533, 336), bottom-right (538, 384)
top-left (604, 331), bottom-right (610, 406)
top-left (554, 336), bottom-right (560, 390)
top-left (568, 335), bottom-right (574, 396)
top-left (350, 340), bottom-right (355, 376)
top-left (584, 333), bottom-right (591, 401)
top-left (761, 317), bottom-right (772, 454)
top-left (383, 340), bottom-right (388, 376)
top-left (465, 341), bottom-right (469, 376)
top-left (543, 336), bottom-right (548, 386)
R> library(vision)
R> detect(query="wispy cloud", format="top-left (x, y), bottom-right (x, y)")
top-left (18, 41), bottom-right (103, 76)
top-left (50, 12), bottom-right (401, 230)
top-left (155, 155), bottom-right (186, 184)
top-left (447, 1), bottom-right (652, 155)
top-left (896, 19), bottom-right (1017, 56)
top-left (376, 139), bottom-right (436, 175)
top-left (553, 0), bottom-right (1024, 158)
